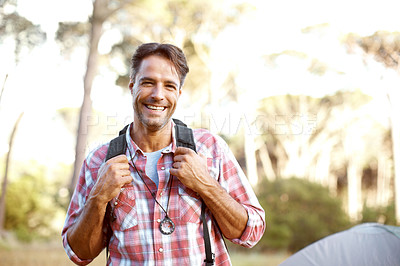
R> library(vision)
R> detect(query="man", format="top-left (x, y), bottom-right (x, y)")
top-left (62, 42), bottom-right (265, 265)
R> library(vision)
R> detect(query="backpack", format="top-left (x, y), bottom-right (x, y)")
top-left (104, 118), bottom-right (214, 265)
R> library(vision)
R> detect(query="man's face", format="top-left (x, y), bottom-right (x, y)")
top-left (129, 55), bottom-right (182, 132)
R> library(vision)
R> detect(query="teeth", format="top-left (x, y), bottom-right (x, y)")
top-left (147, 105), bottom-right (164, 110)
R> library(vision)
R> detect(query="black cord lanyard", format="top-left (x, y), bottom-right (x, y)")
top-left (127, 146), bottom-right (175, 235)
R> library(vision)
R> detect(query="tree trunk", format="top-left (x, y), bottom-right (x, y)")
top-left (389, 94), bottom-right (400, 224)
top-left (347, 157), bottom-right (363, 221)
top-left (69, 0), bottom-right (107, 194)
top-left (258, 144), bottom-right (276, 181)
top-left (0, 112), bottom-right (24, 233)
top-left (376, 154), bottom-right (391, 207)
top-left (244, 124), bottom-right (259, 186)
top-left (0, 74), bottom-right (8, 106)
top-left (315, 147), bottom-right (331, 186)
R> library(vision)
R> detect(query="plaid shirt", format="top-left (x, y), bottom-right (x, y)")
top-left (62, 122), bottom-right (265, 266)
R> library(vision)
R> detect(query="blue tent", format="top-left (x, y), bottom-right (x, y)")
top-left (280, 223), bottom-right (400, 266)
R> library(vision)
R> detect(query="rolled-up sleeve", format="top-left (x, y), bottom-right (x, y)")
top-left (230, 204), bottom-right (266, 247)
top-left (61, 146), bottom-right (107, 265)
top-left (218, 137), bottom-right (266, 247)
top-left (62, 234), bottom-right (94, 265)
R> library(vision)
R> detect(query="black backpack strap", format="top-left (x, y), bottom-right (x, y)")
top-left (104, 200), bottom-right (116, 261)
top-left (105, 124), bottom-right (129, 161)
top-left (202, 203), bottom-right (215, 265)
top-left (173, 118), bottom-right (197, 152)
top-left (173, 119), bottom-right (215, 265)
top-left (104, 124), bottom-right (129, 261)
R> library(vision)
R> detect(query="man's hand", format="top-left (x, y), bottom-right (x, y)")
top-left (170, 147), bottom-right (248, 239)
top-left (67, 155), bottom-right (132, 260)
top-left (89, 155), bottom-right (132, 204)
top-left (170, 147), bottom-right (214, 193)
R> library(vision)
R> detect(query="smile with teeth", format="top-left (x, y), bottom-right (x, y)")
top-left (145, 104), bottom-right (166, 111)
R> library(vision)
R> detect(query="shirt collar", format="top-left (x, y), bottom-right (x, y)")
top-left (125, 120), bottom-right (178, 160)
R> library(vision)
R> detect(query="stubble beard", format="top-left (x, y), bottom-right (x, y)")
top-left (134, 102), bottom-right (174, 132)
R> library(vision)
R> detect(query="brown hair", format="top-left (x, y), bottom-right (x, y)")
top-left (130, 43), bottom-right (189, 88)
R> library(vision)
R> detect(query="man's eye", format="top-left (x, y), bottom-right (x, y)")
top-left (166, 84), bottom-right (177, 90)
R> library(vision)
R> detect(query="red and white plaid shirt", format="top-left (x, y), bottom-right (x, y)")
top-left (62, 122), bottom-right (265, 266)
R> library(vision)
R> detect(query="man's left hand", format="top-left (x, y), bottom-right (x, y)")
top-left (170, 147), bottom-right (214, 193)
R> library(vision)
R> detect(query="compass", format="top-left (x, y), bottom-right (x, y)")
top-left (160, 216), bottom-right (175, 235)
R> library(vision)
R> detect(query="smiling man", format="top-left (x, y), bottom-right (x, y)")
top-left (62, 43), bottom-right (265, 266)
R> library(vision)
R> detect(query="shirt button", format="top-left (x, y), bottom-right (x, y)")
top-left (161, 167), bottom-right (165, 170)
top-left (160, 192), bottom-right (163, 196)
top-left (157, 219), bottom-right (161, 223)
top-left (159, 248), bottom-right (163, 253)
top-left (114, 201), bottom-right (118, 206)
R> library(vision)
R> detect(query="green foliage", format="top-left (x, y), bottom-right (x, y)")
top-left (55, 22), bottom-right (90, 55)
top-left (361, 202), bottom-right (396, 225)
top-left (4, 173), bottom-right (60, 242)
top-left (257, 178), bottom-right (350, 253)
top-left (0, 10), bottom-right (46, 62)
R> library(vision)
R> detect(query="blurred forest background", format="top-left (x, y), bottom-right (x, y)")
top-left (1, 0), bottom-right (400, 265)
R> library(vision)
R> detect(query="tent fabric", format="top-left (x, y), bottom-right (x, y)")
top-left (280, 223), bottom-right (400, 266)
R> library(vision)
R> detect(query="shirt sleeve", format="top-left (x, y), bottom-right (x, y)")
top-left (217, 137), bottom-right (266, 248)
top-left (61, 147), bottom-right (107, 265)
top-left (62, 234), bottom-right (94, 265)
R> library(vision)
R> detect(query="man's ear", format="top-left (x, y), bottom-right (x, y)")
top-left (129, 79), bottom-right (134, 94)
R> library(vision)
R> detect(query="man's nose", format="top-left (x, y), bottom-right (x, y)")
top-left (151, 83), bottom-right (165, 100)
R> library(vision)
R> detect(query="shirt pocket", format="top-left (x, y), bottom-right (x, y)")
top-left (111, 187), bottom-right (138, 231)
top-left (178, 184), bottom-right (202, 224)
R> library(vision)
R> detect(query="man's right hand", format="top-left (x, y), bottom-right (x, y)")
top-left (89, 155), bottom-right (132, 205)
top-left (66, 155), bottom-right (131, 260)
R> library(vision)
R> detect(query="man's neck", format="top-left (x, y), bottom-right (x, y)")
top-left (130, 120), bottom-right (172, 152)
